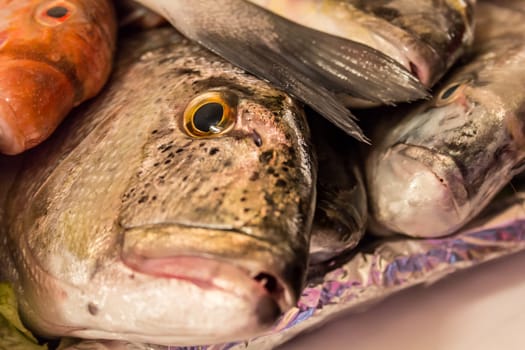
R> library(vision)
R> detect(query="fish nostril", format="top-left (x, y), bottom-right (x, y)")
top-left (253, 272), bottom-right (282, 295)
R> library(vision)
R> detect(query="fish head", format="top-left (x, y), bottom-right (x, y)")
top-left (0, 0), bottom-right (116, 154)
top-left (369, 66), bottom-right (519, 237)
top-left (5, 30), bottom-right (316, 345)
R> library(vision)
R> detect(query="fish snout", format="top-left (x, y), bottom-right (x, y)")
top-left (0, 60), bottom-right (75, 154)
top-left (369, 143), bottom-right (469, 237)
top-left (119, 225), bottom-right (304, 341)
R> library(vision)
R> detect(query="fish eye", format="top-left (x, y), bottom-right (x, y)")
top-left (434, 82), bottom-right (466, 107)
top-left (183, 92), bottom-right (237, 138)
top-left (440, 83), bottom-right (461, 100)
top-left (36, 1), bottom-right (75, 26)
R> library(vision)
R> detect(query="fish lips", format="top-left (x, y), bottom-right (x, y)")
top-left (370, 143), bottom-right (469, 237)
top-left (119, 223), bottom-right (306, 337)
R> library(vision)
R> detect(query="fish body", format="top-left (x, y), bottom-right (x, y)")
top-left (309, 117), bottom-right (367, 264)
top-left (366, 0), bottom-right (525, 237)
top-left (1, 28), bottom-right (316, 345)
top-left (133, 0), bottom-right (428, 142)
top-left (0, 0), bottom-right (117, 155)
top-left (248, 0), bottom-right (475, 88)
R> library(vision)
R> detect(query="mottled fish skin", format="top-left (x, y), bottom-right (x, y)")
top-left (308, 116), bottom-right (367, 264)
top-left (0, 0), bottom-right (117, 155)
top-left (134, 0), bottom-right (428, 143)
top-left (249, 0), bottom-right (475, 89)
top-left (1, 28), bottom-right (316, 345)
top-left (365, 0), bottom-right (525, 238)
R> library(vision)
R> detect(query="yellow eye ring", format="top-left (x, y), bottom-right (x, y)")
top-left (435, 81), bottom-right (467, 106)
top-left (183, 91), bottom-right (237, 138)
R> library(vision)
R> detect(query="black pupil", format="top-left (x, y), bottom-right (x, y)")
top-left (46, 6), bottom-right (69, 18)
top-left (441, 84), bottom-right (460, 99)
top-left (193, 103), bottom-right (224, 132)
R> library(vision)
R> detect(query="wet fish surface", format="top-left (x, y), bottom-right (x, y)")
top-left (134, 0), bottom-right (428, 142)
top-left (1, 27), bottom-right (316, 346)
top-left (249, 0), bottom-right (475, 89)
top-left (365, 0), bottom-right (525, 237)
top-left (0, 0), bottom-right (117, 155)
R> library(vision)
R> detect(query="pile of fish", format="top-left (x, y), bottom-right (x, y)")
top-left (1, 0), bottom-right (525, 349)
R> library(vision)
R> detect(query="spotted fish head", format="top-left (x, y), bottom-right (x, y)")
top-left (5, 29), bottom-right (316, 345)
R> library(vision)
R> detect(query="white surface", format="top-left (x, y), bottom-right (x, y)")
top-left (279, 251), bottom-right (525, 350)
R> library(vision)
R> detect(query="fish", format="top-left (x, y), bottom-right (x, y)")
top-left (365, 0), bottom-right (525, 238)
top-left (0, 27), bottom-right (316, 345)
top-left (0, 0), bottom-right (117, 155)
top-left (308, 116), bottom-right (367, 264)
top-left (248, 0), bottom-right (476, 89)
top-left (133, 0), bottom-right (428, 142)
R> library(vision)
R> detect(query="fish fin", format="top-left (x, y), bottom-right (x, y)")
top-left (192, 31), bottom-right (370, 142)
top-left (159, 1), bottom-right (429, 141)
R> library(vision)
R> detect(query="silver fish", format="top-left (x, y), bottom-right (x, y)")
top-left (133, 0), bottom-right (428, 142)
top-left (248, 0), bottom-right (475, 89)
top-left (365, 0), bottom-right (525, 237)
top-left (0, 27), bottom-right (316, 345)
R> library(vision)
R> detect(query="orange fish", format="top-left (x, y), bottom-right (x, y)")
top-left (0, 0), bottom-right (117, 155)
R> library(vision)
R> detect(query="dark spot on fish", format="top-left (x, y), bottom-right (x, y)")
top-left (152, 195), bottom-right (157, 201)
top-left (151, 129), bottom-right (158, 134)
top-left (176, 148), bottom-right (184, 153)
top-left (167, 152), bottom-right (175, 158)
top-left (264, 193), bottom-right (276, 207)
top-left (138, 196), bottom-right (148, 204)
top-left (276, 179), bottom-right (287, 187)
top-left (182, 175), bottom-right (188, 182)
top-left (244, 208), bottom-right (250, 213)
top-left (129, 274), bottom-right (135, 279)
top-left (87, 303), bottom-right (99, 316)
top-left (267, 167), bottom-right (275, 175)
top-left (209, 147), bottom-right (219, 155)
top-left (161, 145), bottom-right (173, 153)
top-left (260, 150), bottom-right (274, 164)
top-left (240, 197), bottom-right (247, 202)
top-left (249, 172), bottom-right (260, 181)
top-left (281, 166), bottom-right (289, 172)
top-left (252, 130), bottom-right (263, 147)
top-left (199, 142), bottom-right (206, 147)
top-left (164, 159), bottom-right (171, 165)
top-left (224, 159), bottom-right (232, 167)
top-left (283, 160), bottom-right (294, 167)
top-left (213, 187), bottom-right (219, 192)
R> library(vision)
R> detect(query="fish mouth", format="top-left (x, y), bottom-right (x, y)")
top-left (122, 254), bottom-right (284, 325)
top-left (371, 143), bottom-right (469, 237)
top-left (119, 223), bottom-right (304, 337)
